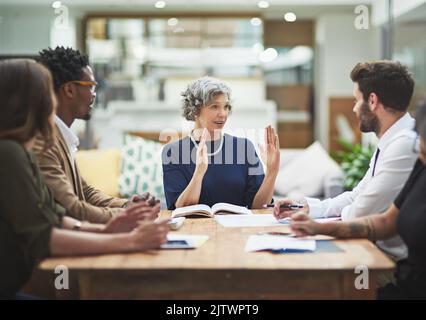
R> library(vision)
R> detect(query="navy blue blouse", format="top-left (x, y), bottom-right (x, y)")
top-left (162, 134), bottom-right (265, 210)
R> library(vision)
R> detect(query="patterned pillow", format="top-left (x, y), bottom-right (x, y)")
top-left (119, 134), bottom-right (164, 199)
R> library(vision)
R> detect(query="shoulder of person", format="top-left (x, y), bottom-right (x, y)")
top-left (393, 127), bottom-right (417, 140)
top-left (0, 139), bottom-right (26, 157)
top-left (383, 129), bottom-right (417, 157)
top-left (0, 140), bottom-right (30, 168)
top-left (32, 128), bottom-right (61, 155)
top-left (387, 128), bottom-right (417, 148)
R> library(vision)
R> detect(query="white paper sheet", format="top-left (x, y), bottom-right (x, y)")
top-left (161, 234), bottom-right (209, 249)
top-left (215, 214), bottom-right (340, 228)
top-left (245, 235), bottom-right (316, 252)
top-left (278, 217), bottom-right (341, 224)
top-left (215, 214), bottom-right (281, 227)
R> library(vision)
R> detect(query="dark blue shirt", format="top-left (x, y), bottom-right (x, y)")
top-left (162, 134), bottom-right (265, 210)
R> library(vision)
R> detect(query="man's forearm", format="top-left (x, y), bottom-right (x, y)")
top-left (318, 216), bottom-right (377, 240)
top-left (317, 205), bottom-right (399, 241)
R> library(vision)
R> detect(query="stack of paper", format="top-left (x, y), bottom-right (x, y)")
top-left (161, 234), bottom-right (209, 249)
top-left (245, 235), bottom-right (316, 253)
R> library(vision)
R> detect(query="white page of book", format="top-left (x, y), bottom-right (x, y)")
top-left (215, 214), bottom-right (341, 228)
top-left (245, 235), bottom-right (316, 252)
top-left (172, 204), bottom-right (212, 217)
top-left (211, 202), bottom-right (252, 215)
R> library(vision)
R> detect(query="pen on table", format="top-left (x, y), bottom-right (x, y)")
top-left (257, 231), bottom-right (295, 237)
top-left (264, 204), bottom-right (304, 209)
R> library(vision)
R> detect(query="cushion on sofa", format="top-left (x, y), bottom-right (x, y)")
top-left (275, 141), bottom-right (343, 198)
top-left (76, 148), bottom-right (121, 198)
top-left (119, 134), bottom-right (164, 198)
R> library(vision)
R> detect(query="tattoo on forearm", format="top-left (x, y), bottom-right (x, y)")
top-left (365, 217), bottom-right (376, 241)
top-left (331, 217), bottom-right (376, 240)
top-left (348, 222), bottom-right (367, 238)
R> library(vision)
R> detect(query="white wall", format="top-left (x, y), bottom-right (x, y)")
top-left (314, 13), bottom-right (380, 150)
top-left (0, 6), bottom-right (51, 55)
top-left (372, 0), bottom-right (426, 26)
top-left (0, 5), bottom-right (85, 55)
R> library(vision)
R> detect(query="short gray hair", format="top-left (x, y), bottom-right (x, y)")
top-left (181, 76), bottom-right (232, 121)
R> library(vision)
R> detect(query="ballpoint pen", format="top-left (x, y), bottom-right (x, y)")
top-left (256, 231), bottom-right (292, 236)
top-left (264, 204), bottom-right (304, 209)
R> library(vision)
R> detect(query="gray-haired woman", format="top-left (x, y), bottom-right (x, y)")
top-left (162, 76), bottom-right (280, 210)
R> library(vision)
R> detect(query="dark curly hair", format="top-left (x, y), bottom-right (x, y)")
top-left (350, 60), bottom-right (414, 112)
top-left (37, 46), bottom-right (90, 92)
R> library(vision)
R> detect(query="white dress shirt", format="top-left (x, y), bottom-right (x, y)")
top-left (306, 113), bottom-right (417, 258)
top-left (54, 115), bottom-right (80, 172)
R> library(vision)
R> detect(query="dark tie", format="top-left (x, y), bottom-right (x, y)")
top-left (372, 148), bottom-right (380, 177)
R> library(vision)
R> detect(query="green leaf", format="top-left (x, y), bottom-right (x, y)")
top-left (336, 140), bottom-right (375, 191)
top-left (337, 138), bottom-right (355, 152)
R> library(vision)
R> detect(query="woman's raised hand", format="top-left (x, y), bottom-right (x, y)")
top-left (195, 128), bottom-right (209, 177)
top-left (260, 125), bottom-right (280, 176)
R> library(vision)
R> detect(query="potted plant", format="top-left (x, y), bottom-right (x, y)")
top-left (332, 139), bottom-right (375, 191)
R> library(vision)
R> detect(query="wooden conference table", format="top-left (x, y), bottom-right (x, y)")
top-left (38, 209), bottom-right (395, 299)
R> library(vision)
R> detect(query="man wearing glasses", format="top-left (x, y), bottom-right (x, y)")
top-left (33, 46), bottom-right (159, 224)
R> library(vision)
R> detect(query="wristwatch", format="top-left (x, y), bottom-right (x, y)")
top-left (73, 221), bottom-right (82, 231)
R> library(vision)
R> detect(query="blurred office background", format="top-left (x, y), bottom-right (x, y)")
top-left (1, 0), bottom-right (425, 150)
top-left (1, 0), bottom-right (426, 200)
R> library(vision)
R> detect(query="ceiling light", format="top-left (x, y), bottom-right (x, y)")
top-left (167, 18), bottom-right (178, 26)
top-left (257, 1), bottom-right (269, 9)
top-left (52, 1), bottom-right (62, 9)
top-left (250, 17), bottom-right (262, 26)
top-left (284, 12), bottom-right (297, 22)
top-left (155, 1), bottom-right (166, 9)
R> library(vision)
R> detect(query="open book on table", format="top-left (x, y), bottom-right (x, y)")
top-left (172, 203), bottom-right (252, 218)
